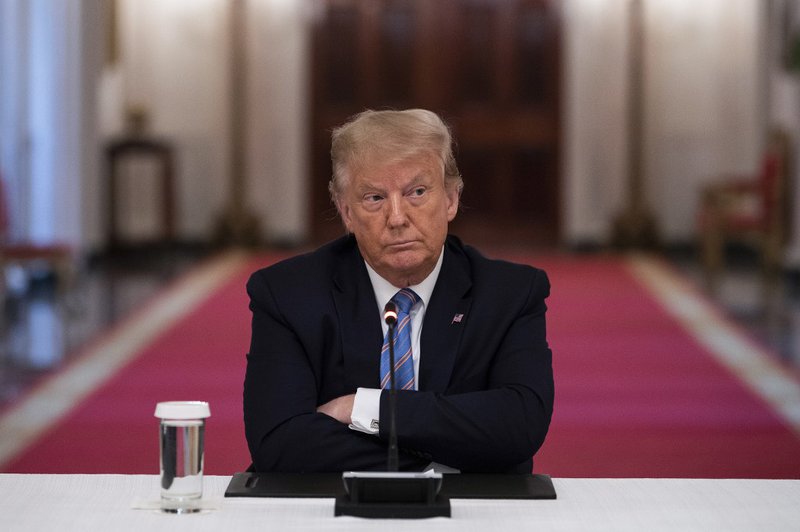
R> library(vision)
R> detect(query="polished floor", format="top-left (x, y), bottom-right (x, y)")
top-left (0, 249), bottom-right (207, 409)
top-left (669, 251), bottom-right (800, 371)
top-left (0, 247), bottom-right (798, 412)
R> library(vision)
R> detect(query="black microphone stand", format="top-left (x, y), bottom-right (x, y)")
top-left (386, 311), bottom-right (399, 472)
top-left (334, 301), bottom-right (450, 518)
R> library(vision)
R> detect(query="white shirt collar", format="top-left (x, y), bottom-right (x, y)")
top-left (364, 246), bottom-right (444, 314)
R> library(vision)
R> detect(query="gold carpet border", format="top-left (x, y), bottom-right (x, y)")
top-left (628, 254), bottom-right (800, 438)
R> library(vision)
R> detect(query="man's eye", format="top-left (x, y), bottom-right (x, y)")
top-left (364, 194), bottom-right (383, 203)
top-left (410, 187), bottom-right (426, 197)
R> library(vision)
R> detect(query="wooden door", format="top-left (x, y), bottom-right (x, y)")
top-left (310, 0), bottom-right (561, 247)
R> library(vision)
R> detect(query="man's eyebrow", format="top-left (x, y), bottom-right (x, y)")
top-left (354, 171), bottom-right (434, 193)
top-left (355, 181), bottom-right (384, 194)
top-left (404, 170), bottom-right (437, 185)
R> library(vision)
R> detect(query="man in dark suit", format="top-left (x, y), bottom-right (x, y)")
top-left (244, 109), bottom-right (553, 473)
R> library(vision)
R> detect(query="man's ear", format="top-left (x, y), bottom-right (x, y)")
top-left (445, 185), bottom-right (459, 222)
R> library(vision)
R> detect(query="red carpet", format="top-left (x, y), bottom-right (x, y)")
top-left (532, 255), bottom-right (800, 478)
top-left (2, 252), bottom-right (799, 478)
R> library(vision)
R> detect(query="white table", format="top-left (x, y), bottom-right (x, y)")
top-left (1, 474), bottom-right (798, 531)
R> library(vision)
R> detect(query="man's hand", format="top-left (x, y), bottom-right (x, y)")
top-left (316, 394), bottom-right (356, 425)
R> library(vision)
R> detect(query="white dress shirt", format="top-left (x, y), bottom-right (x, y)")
top-left (349, 248), bottom-right (444, 435)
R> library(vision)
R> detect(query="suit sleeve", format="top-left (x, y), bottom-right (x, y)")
top-left (243, 271), bottom-right (427, 472)
top-left (382, 268), bottom-right (554, 472)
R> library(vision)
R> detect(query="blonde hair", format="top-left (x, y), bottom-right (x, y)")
top-left (329, 109), bottom-right (463, 207)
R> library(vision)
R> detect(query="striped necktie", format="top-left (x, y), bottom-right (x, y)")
top-left (380, 288), bottom-right (420, 391)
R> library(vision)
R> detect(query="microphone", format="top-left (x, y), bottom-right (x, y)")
top-left (383, 301), bottom-right (399, 472)
top-left (334, 300), bottom-right (450, 518)
top-left (383, 301), bottom-right (398, 326)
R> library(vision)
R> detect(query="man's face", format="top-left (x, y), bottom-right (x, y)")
top-left (339, 153), bottom-right (459, 287)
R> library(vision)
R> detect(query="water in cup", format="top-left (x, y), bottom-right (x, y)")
top-left (154, 401), bottom-right (210, 513)
top-left (160, 419), bottom-right (204, 501)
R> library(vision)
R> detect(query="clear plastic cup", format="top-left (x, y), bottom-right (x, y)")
top-left (154, 401), bottom-right (211, 513)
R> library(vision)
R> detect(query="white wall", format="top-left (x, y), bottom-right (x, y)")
top-left (562, 0), bottom-right (630, 245)
top-left (108, 0), bottom-right (230, 243)
top-left (0, 0), bottom-right (31, 243)
top-left (245, 0), bottom-right (310, 243)
top-left (563, 0), bottom-right (764, 245)
top-left (0, 0), bottom-right (102, 250)
top-left (79, 1), bottom-right (106, 253)
top-left (101, 0), bottom-right (310, 246)
top-left (111, 0), bottom-right (768, 249)
top-left (2, 0), bottom-right (776, 253)
top-left (645, 0), bottom-right (763, 241)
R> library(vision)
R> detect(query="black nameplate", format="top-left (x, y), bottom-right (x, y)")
top-left (224, 472), bottom-right (556, 500)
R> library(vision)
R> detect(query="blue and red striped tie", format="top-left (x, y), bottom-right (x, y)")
top-left (380, 289), bottom-right (420, 390)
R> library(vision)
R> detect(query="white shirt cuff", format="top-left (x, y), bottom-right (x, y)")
top-left (349, 387), bottom-right (382, 435)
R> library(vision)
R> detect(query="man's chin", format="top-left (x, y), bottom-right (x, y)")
top-left (381, 252), bottom-right (435, 284)
top-left (385, 253), bottom-right (421, 270)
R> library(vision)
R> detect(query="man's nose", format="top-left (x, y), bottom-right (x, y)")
top-left (387, 195), bottom-right (409, 227)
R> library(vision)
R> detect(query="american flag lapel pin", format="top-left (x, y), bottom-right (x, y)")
top-left (451, 313), bottom-right (464, 324)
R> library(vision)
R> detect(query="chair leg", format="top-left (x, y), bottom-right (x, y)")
top-left (759, 233), bottom-right (783, 303)
top-left (54, 257), bottom-right (72, 296)
top-left (53, 254), bottom-right (81, 315)
top-left (701, 222), bottom-right (724, 294)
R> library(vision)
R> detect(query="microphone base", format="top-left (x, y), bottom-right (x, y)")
top-left (334, 472), bottom-right (451, 519)
top-left (334, 494), bottom-right (451, 519)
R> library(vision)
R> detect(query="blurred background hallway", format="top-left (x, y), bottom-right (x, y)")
top-left (0, 0), bottom-right (799, 475)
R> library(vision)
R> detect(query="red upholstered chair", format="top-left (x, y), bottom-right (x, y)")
top-left (0, 176), bottom-right (75, 302)
top-left (697, 130), bottom-right (792, 290)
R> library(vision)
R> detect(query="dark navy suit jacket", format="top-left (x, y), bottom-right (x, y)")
top-left (244, 234), bottom-right (553, 473)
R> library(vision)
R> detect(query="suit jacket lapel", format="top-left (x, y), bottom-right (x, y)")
top-left (419, 240), bottom-right (472, 392)
top-left (332, 241), bottom-right (383, 390)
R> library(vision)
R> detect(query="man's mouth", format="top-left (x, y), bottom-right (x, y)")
top-left (386, 240), bottom-right (416, 249)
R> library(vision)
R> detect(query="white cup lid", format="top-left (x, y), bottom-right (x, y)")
top-left (154, 401), bottom-right (211, 419)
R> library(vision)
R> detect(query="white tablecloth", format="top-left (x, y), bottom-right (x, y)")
top-left (1, 474), bottom-right (798, 531)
